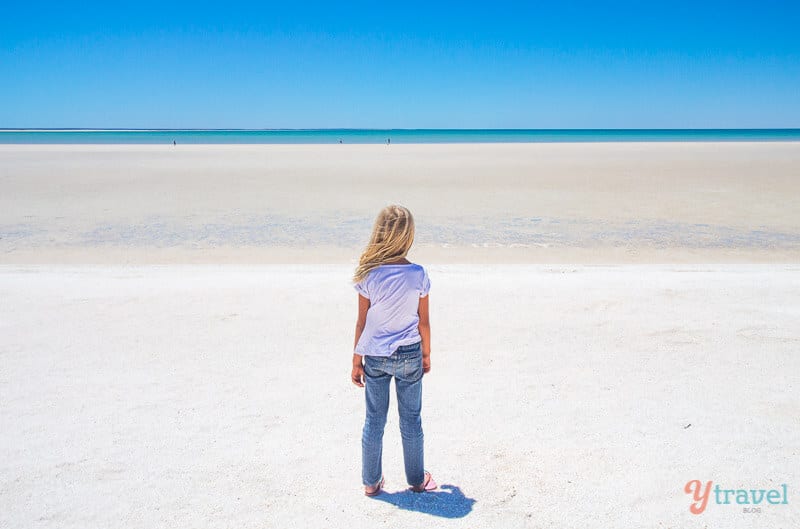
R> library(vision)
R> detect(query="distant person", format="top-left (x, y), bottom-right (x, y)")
top-left (351, 205), bottom-right (436, 496)
top-left (387, 138), bottom-right (391, 144)
top-left (173, 140), bottom-right (176, 146)
top-left (339, 139), bottom-right (343, 144)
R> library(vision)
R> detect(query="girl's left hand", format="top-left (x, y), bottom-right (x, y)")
top-left (351, 364), bottom-right (365, 387)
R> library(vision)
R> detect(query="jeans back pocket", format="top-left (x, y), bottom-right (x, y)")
top-left (400, 351), bottom-right (423, 382)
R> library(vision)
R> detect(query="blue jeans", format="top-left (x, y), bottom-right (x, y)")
top-left (361, 341), bottom-right (425, 488)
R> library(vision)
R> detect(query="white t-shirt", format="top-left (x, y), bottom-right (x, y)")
top-left (353, 263), bottom-right (431, 357)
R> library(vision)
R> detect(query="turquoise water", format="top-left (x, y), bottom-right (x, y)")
top-left (1, 129), bottom-right (799, 144)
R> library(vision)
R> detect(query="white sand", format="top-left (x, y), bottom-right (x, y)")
top-left (2, 143), bottom-right (799, 263)
top-left (1, 143), bottom-right (798, 527)
top-left (1, 264), bottom-right (798, 528)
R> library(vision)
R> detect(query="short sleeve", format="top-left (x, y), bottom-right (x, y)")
top-left (354, 278), bottom-right (369, 299)
top-left (419, 268), bottom-right (431, 297)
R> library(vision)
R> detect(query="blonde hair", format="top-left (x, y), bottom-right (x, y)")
top-left (353, 205), bottom-right (415, 283)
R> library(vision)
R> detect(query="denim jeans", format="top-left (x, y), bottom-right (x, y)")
top-left (361, 341), bottom-right (425, 488)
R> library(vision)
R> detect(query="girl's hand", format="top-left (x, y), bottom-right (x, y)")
top-left (423, 354), bottom-right (431, 374)
top-left (351, 363), bottom-right (365, 387)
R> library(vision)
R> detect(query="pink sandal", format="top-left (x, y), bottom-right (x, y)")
top-left (365, 476), bottom-right (385, 497)
top-left (410, 471), bottom-right (437, 493)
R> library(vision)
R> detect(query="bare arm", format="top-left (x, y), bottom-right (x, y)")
top-left (418, 294), bottom-right (431, 373)
top-left (351, 294), bottom-right (370, 387)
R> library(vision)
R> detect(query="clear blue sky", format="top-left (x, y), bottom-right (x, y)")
top-left (1, 1), bottom-right (798, 128)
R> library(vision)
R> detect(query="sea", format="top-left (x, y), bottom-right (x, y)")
top-left (1, 129), bottom-right (799, 144)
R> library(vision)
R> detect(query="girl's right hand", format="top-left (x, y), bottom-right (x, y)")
top-left (351, 364), bottom-right (365, 387)
top-left (422, 354), bottom-right (431, 374)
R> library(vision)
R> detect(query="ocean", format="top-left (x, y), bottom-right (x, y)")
top-left (1, 129), bottom-right (799, 144)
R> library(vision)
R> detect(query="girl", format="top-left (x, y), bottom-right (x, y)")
top-left (351, 205), bottom-right (437, 496)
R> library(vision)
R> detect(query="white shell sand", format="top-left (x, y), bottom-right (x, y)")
top-left (1, 143), bottom-right (799, 527)
top-left (1, 264), bottom-right (798, 528)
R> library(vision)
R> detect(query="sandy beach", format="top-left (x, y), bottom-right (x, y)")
top-left (2, 143), bottom-right (799, 263)
top-left (1, 264), bottom-right (798, 528)
top-left (1, 143), bottom-right (799, 528)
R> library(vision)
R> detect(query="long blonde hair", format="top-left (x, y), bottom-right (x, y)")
top-left (353, 205), bottom-right (415, 283)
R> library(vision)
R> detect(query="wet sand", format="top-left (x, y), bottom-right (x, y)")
top-left (2, 142), bottom-right (799, 263)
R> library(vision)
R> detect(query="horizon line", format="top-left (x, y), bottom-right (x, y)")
top-left (2, 127), bottom-right (800, 132)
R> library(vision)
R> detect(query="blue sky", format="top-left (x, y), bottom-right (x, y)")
top-left (1, 1), bottom-right (798, 128)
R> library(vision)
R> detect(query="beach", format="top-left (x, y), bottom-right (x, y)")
top-left (2, 143), bottom-right (799, 528)
top-left (2, 143), bottom-right (799, 263)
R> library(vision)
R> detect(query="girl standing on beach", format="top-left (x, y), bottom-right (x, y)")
top-left (351, 205), bottom-right (437, 496)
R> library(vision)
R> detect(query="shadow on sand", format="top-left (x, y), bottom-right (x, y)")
top-left (370, 484), bottom-right (475, 518)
